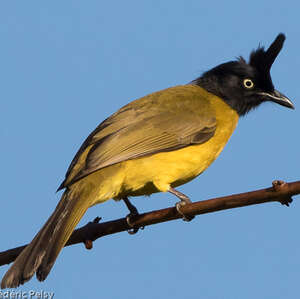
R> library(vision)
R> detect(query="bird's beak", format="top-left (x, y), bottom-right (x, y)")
top-left (259, 90), bottom-right (295, 109)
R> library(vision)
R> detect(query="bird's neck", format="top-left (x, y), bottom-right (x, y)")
top-left (190, 77), bottom-right (250, 116)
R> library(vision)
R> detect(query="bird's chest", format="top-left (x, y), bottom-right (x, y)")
top-left (152, 102), bottom-right (239, 186)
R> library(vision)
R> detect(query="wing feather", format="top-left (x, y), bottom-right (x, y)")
top-left (58, 85), bottom-right (216, 190)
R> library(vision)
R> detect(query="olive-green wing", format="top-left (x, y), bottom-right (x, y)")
top-left (58, 85), bottom-right (216, 190)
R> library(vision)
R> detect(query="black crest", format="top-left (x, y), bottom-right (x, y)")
top-left (249, 33), bottom-right (285, 75)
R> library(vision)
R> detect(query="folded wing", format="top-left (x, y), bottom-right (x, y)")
top-left (58, 85), bottom-right (216, 189)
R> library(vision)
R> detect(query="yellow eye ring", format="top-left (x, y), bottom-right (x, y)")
top-left (243, 79), bottom-right (254, 89)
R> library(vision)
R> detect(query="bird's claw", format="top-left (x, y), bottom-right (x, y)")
top-left (175, 201), bottom-right (194, 222)
top-left (126, 213), bottom-right (140, 234)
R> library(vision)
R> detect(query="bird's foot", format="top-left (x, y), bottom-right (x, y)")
top-left (123, 197), bottom-right (140, 234)
top-left (175, 201), bottom-right (194, 222)
top-left (126, 211), bottom-right (140, 235)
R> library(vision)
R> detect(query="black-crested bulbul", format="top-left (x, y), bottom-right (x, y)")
top-left (1, 33), bottom-right (294, 288)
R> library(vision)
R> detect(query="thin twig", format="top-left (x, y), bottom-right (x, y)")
top-left (0, 179), bottom-right (299, 267)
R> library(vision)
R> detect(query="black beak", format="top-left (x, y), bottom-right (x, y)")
top-left (259, 90), bottom-right (295, 109)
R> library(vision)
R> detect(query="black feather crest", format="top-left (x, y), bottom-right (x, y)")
top-left (249, 33), bottom-right (285, 72)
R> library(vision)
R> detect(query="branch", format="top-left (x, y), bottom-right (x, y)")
top-left (1, 179), bottom-right (299, 267)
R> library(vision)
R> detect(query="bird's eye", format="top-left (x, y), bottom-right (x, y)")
top-left (243, 79), bottom-right (254, 89)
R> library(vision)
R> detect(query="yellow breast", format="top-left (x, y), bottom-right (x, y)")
top-left (119, 95), bottom-right (239, 197)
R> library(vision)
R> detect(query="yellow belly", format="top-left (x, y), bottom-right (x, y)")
top-left (74, 95), bottom-right (238, 205)
top-left (118, 95), bottom-right (239, 198)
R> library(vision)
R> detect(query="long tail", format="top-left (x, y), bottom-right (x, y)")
top-left (1, 188), bottom-right (90, 289)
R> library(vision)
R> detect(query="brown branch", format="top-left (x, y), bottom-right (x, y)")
top-left (1, 179), bottom-right (300, 267)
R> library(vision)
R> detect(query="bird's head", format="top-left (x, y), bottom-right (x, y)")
top-left (193, 33), bottom-right (294, 116)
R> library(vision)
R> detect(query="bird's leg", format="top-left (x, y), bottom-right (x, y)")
top-left (123, 196), bottom-right (139, 216)
top-left (123, 197), bottom-right (139, 234)
top-left (168, 187), bottom-right (195, 221)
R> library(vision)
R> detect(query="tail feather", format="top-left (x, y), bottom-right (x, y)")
top-left (1, 188), bottom-right (90, 289)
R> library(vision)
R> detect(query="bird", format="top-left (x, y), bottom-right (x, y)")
top-left (1, 33), bottom-right (294, 289)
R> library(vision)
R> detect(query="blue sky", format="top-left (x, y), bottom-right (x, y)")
top-left (1, 1), bottom-right (299, 298)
